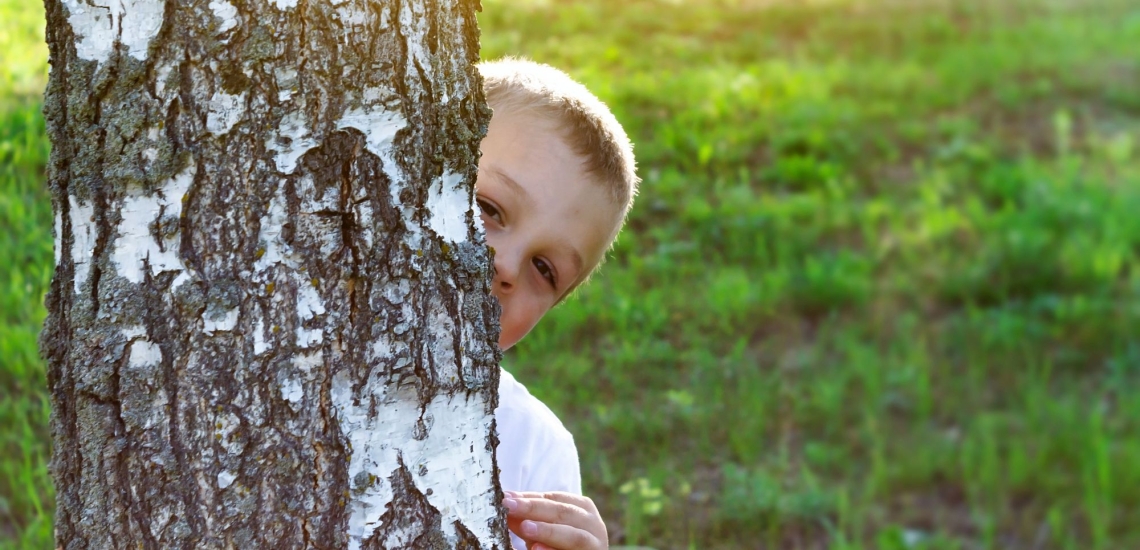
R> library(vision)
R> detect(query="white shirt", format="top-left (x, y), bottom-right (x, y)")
top-left (495, 368), bottom-right (582, 548)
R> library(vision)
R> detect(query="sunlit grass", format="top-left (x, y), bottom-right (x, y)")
top-left (0, 0), bottom-right (48, 100)
top-left (484, 0), bottom-right (1140, 548)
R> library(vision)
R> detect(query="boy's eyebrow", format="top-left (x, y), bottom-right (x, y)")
top-left (551, 242), bottom-right (586, 300)
top-left (488, 167), bottom-right (534, 208)
top-left (562, 245), bottom-right (584, 283)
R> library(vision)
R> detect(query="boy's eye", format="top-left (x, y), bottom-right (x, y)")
top-left (533, 257), bottom-right (557, 289)
top-left (476, 197), bottom-right (503, 225)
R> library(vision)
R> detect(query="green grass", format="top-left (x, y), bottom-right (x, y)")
top-left (482, 0), bottom-right (1140, 548)
top-left (0, 0), bottom-right (52, 547)
top-left (3, 0), bottom-right (1140, 548)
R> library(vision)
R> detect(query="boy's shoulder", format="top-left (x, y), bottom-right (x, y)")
top-left (495, 368), bottom-right (581, 495)
top-left (497, 368), bottom-right (574, 445)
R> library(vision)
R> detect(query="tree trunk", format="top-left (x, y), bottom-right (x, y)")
top-left (40, 0), bottom-right (506, 548)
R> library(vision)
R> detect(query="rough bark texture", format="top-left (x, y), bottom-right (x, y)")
top-left (40, 0), bottom-right (506, 548)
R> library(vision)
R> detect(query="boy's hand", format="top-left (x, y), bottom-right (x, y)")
top-left (502, 491), bottom-right (608, 550)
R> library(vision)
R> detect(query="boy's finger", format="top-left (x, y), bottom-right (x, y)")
top-left (503, 496), bottom-right (595, 531)
top-left (518, 520), bottom-right (602, 550)
top-left (506, 515), bottom-right (528, 539)
top-left (505, 517), bottom-right (539, 548)
top-left (503, 491), bottom-right (600, 515)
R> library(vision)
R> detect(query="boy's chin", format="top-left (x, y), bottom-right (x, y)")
top-left (497, 314), bottom-right (544, 351)
top-left (497, 327), bottom-right (530, 352)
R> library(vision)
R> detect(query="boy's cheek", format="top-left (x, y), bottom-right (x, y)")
top-left (497, 299), bottom-right (547, 351)
top-left (496, 302), bottom-right (522, 350)
top-left (498, 320), bottom-right (532, 351)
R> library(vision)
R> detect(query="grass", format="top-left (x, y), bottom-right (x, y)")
top-left (3, 0), bottom-right (1140, 548)
top-left (481, 0), bottom-right (1140, 548)
top-left (0, 0), bottom-right (53, 547)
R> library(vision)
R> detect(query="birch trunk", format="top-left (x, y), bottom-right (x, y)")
top-left (40, 0), bottom-right (507, 548)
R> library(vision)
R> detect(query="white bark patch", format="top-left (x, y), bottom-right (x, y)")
top-left (208, 0), bottom-right (239, 34)
top-left (119, 0), bottom-right (164, 60)
top-left (355, 201), bottom-right (375, 250)
top-left (294, 351), bottom-right (322, 374)
top-left (217, 471), bottom-right (236, 489)
top-left (62, 0), bottom-right (164, 63)
top-left (294, 272), bottom-right (325, 348)
top-left (170, 272), bottom-right (192, 292)
top-left (267, 111), bottom-right (318, 174)
top-left (253, 181), bottom-right (294, 271)
top-left (110, 163), bottom-right (196, 286)
top-left (203, 308), bottom-right (239, 334)
top-left (271, 0), bottom-right (298, 10)
top-left (296, 326), bottom-right (323, 349)
top-left (109, 184), bottom-right (180, 284)
top-left (398, 1), bottom-right (430, 84)
top-left (336, 105), bottom-right (406, 187)
top-left (154, 62), bottom-right (174, 97)
top-left (142, 127), bottom-right (160, 162)
top-left (62, 0), bottom-right (116, 63)
top-left (426, 172), bottom-right (470, 244)
top-left (333, 377), bottom-right (498, 549)
top-left (276, 352), bottom-right (319, 412)
top-left (127, 339), bottom-right (162, 368)
top-left (68, 196), bottom-right (96, 294)
top-left (297, 277), bottom-right (326, 321)
top-left (122, 338), bottom-right (168, 432)
top-left (253, 318), bottom-right (270, 355)
top-left (121, 325), bottom-right (147, 339)
top-left (334, 2), bottom-right (368, 38)
top-left (54, 212), bottom-right (63, 266)
top-left (280, 378), bottom-right (303, 407)
top-left (206, 90), bottom-right (246, 135)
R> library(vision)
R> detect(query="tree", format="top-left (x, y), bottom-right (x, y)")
top-left (40, 0), bottom-right (508, 548)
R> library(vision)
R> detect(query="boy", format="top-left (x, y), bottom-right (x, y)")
top-left (475, 58), bottom-right (639, 550)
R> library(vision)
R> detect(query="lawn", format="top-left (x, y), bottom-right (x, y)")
top-left (3, 0), bottom-right (1140, 548)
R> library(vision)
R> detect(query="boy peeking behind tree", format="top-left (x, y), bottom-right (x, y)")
top-left (476, 58), bottom-right (638, 550)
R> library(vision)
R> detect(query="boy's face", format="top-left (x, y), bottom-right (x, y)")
top-left (476, 112), bottom-right (620, 350)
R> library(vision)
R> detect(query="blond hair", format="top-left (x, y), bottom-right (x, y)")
top-left (478, 57), bottom-right (639, 229)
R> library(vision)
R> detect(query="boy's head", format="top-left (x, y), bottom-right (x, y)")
top-left (476, 58), bottom-right (639, 350)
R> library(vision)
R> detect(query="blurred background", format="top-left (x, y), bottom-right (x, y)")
top-left (3, 0), bottom-right (1139, 548)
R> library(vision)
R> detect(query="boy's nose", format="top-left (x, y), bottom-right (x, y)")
top-left (491, 253), bottom-right (518, 295)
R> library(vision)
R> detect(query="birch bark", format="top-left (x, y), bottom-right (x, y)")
top-left (40, 0), bottom-right (507, 548)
